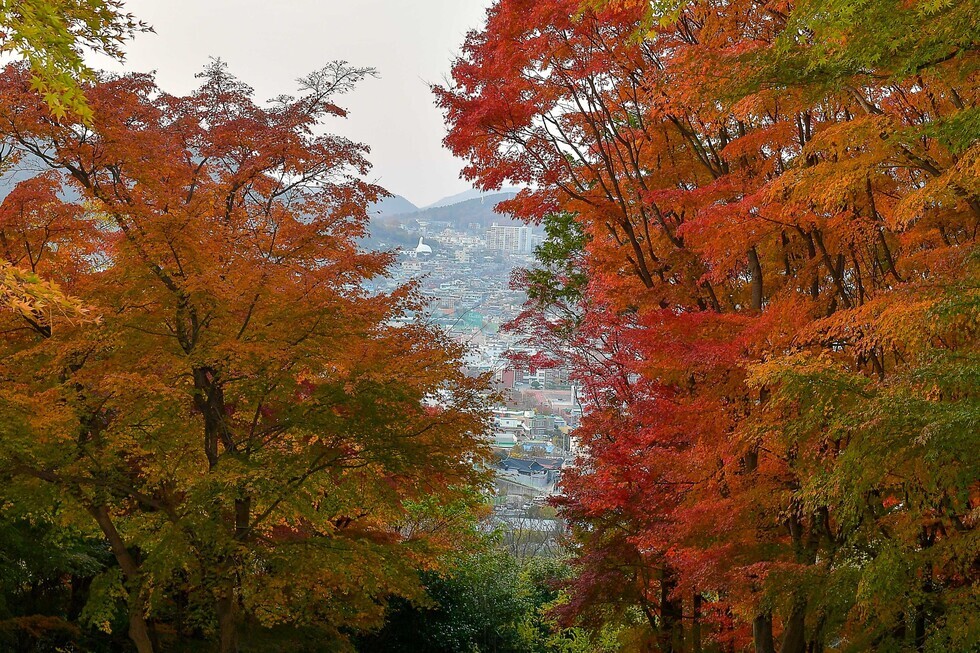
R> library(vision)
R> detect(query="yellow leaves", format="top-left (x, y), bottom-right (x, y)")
top-left (0, 261), bottom-right (91, 330)
top-left (798, 291), bottom-right (940, 358)
top-left (747, 349), bottom-right (842, 390)
top-left (890, 140), bottom-right (980, 230)
top-left (891, 174), bottom-right (959, 230)
top-left (956, 141), bottom-right (980, 191)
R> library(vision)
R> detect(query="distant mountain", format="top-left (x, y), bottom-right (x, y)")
top-left (423, 187), bottom-right (523, 210)
top-left (410, 192), bottom-right (521, 230)
top-left (361, 192), bottom-right (522, 252)
top-left (368, 193), bottom-right (419, 218)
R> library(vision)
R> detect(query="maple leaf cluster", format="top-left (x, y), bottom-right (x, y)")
top-left (439, 0), bottom-right (979, 651)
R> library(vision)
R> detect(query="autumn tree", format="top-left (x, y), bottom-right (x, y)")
top-left (440, 0), bottom-right (978, 651)
top-left (0, 0), bottom-right (145, 336)
top-left (0, 60), bottom-right (490, 653)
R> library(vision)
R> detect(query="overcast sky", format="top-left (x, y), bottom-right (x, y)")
top-left (90, 0), bottom-right (494, 207)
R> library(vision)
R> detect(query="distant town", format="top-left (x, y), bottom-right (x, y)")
top-left (366, 191), bottom-right (579, 557)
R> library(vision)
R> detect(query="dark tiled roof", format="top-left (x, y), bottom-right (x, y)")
top-left (530, 457), bottom-right (564, 470)
top-left (499, 458), bottom-right (545, 474)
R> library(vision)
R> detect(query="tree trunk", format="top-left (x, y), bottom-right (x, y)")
top-left (807, 615), bottom-right (825, 653)
top-left (128, 600), bottom-right (156, 653)
top-left (748, 246), bottom-right (764, 310)
top-left (215, 495), bottom-right (250, 653)
top-left (659, 567), bottom-right (684, 653)
top-left (753, 612), bottom-right (775, 653)
top-left (914, 606), bottom-right (926, 653)
top-left (89, 505), bottom-right (155, 653)
top-left (778, 600), bottom-right (807, 653)
top-left (641, 602), bottom-right (659, 642)
top-left (692, 593), bottom-right (703, 653)
top-left (216, 585), bottom-right (239, 653)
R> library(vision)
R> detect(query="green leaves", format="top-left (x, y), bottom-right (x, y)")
top-left (0, 0), bottom-right (147, 121)
top-left (79, 568), bottom-right (125, 634)
top-left (525, 212), bottom-right (589, 312)
top-left (777, 0), bottom-right (979, 82)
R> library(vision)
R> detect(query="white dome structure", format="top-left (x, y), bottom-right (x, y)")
top-left (415, 236), bottom-right (433, 255)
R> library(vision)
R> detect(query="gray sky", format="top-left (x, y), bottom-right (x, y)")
top-left (90, 0), bottom-right (493, 207)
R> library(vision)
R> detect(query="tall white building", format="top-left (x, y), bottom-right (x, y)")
top-left (487, 223), bottom-right (533, 253)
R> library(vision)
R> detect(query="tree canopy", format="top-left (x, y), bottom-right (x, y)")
top-left (440, 0), bottom-right (979, 650)
top-left (0, 59), bottom-right (491, 653)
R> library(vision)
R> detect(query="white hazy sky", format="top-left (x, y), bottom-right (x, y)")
top-left (89, 0), bottom-right (494, 207)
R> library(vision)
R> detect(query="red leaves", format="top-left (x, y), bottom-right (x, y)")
top-left (0, 173), bottom-right (92, 283)
top-left (444, 0), bottom-right (979, 647)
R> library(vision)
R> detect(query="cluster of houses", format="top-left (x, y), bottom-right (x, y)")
top-left (488, 407), bottom-right (573, 557)
top-left (488, 406), bottom-right (577, 508)
top-left (497, 455), bottom-right (563, 488)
